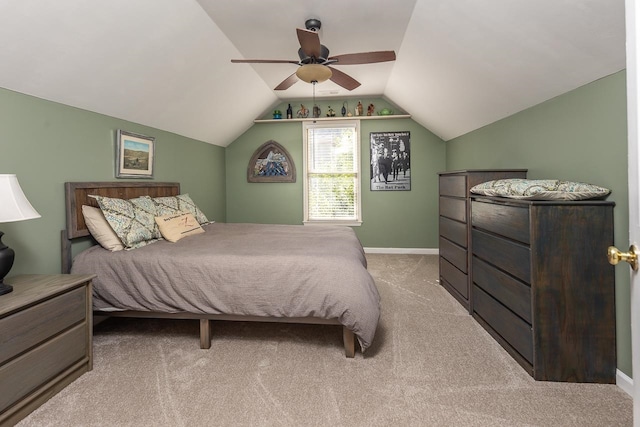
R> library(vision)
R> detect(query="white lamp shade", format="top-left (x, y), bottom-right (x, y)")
top-left (0, 174), bottom-right (41, 223)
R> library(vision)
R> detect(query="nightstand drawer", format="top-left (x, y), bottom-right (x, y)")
top-left (439, 175), bottom-right (467, 197)
top-left (439, 197), bottom-right (466, 222)
top-left (440, 237), bottom-right (467, 273)
top-left (474, 285), bottom-right (533, 364)
top-left (472, 200), bottom-right (530, 244)
top-left (440, 257), bottom-right (468, 299)
top-left (0, 323), bottom-right (87, 413)
top-left (473, 257), bottom-right (531, 323)
top-left (472, 229), bottom-right (531, 283)
top-left (0, 287), bottom-right (86, 364)
top-left (440, 216), bottom-right (467, 248)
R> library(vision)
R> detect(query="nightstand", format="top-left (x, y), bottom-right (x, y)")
top-left (0, 274), bottom-right (95, 425)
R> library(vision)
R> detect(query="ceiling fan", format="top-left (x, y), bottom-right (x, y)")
top-left (231, 18), bottom-right (396, 91)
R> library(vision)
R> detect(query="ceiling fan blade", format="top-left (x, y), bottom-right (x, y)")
top-left (231, 59), bottom-right (299, 64)
top-left (328, 67), bottom-right (360, 91)
top-left (297, 28), bottom-right (321, 58)
top-left (274, 73), bottom-right (299, 90)
top-left (328, 51), bottom-right (396, 65)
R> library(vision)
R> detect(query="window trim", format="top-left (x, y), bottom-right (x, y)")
top-left (302, 120), bottom-right (362, 226)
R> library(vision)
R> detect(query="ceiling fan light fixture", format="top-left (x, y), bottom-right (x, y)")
top-left (296, 64), bottom-right (332, 84)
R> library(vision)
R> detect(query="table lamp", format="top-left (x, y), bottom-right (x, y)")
top-left (0, 174), bottom-right (41, 295)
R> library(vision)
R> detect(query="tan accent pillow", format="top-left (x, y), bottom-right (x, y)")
top-left (155, 212), bottom-right (204, 242)
top-left (82, 205), bottom-right (124, 251)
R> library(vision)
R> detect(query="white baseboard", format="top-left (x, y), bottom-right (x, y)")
top-left (363, 247), bottom-right (439, 255)
top-left (617, 369), bottom-right (633, 397)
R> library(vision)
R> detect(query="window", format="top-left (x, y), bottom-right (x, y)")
top-left (303, 121), bottom-right (361, 225)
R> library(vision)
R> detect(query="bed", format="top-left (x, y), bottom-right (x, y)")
top-left (62, 182), bottom-right (380, 357)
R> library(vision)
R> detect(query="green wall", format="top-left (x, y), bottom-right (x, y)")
top-left (0, 88), bottom-right (226, 277)
top-left (446, 71), bottom-right (631, 376)
top-left (225, 99), bottom-right (446, 248)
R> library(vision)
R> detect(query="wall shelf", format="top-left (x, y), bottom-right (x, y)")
top-left (254, 114), bottom-right (411, 124)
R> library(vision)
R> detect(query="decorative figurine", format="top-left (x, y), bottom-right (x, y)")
top-left (273, 109), bottom-right (282, 119)
top-left (367, 103), bottom-right (375, 116)
top-left (297, 104), bottom-right (309, 118)
top-left (356, 101), bottom-right (363, 116)
top-left (326, 106), bottom-right (335, 117)
top-left (286, 103), bottom-right (293, 119)
top-left (313, 104), bottom-right (321, 118)
top-left (341, 102), bottom-right (347, 117)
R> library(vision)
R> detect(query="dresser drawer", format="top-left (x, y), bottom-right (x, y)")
top-left (0, 323), bottom-right (87, 413)
top-left (474, 285), bottom-right (533, 364)
top-left (472, 229), bottom-right (531, 283)
top-left (439, 197), bottom-right (466, 222)
top-left (440, 237), bottom-right (467, 273)
top-left (472, 200), bottom-right (530, 244)
top-left (440, 216), bottom-right (467, 248)
top-left (439, 175), bottom-right (467, 197)
top-left (440, 257), bottom-right (468, 299)
top-left (0, 286), bottom-right (86, 364)
top-left (473, 257), bottom-right (531, 323)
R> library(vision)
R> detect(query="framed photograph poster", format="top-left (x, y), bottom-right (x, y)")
top-left (115, 130), bottom-right (155, 179)
top-left (370, 131), bottom-right (410, 191)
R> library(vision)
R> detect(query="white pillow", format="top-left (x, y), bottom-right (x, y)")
top-left (82, 205), bottom-right (124, 251)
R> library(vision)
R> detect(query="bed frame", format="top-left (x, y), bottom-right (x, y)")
top-left (62, 182), bottom-right (356, 357)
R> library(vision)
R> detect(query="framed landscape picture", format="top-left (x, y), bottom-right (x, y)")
top-left (115, 130), bottom-right (155, 179)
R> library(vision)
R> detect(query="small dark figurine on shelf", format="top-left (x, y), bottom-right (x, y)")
top-left (367, 104), bottom-right (375, 116)
top-left (313, 104), bottom-right (321, 118)
top-left (297, 104), bottom-right (309, 118)
top-left (326, 106), bottom-right (335, 117)
top-left (286, 104), bottom-right (293, 119)
top-left (341, 102), bottom-right (347, 117)
top-left (356, 101), bottom-right (363, 116)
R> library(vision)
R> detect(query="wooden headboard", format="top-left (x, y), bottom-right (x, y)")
top-left (62, 181), bottom-right (180, 272)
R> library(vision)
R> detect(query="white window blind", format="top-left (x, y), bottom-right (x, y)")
top-left (303, 121), bottom-right (361, 224)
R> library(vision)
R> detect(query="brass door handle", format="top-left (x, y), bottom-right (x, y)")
top-left (607, 245), bottom-right (639, 271)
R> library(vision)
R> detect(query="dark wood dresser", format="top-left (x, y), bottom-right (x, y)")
top-left (0, 274), bottom-right (95, 425)
top-left (471, 196), bottom-right (616, 382)
top-left (438, 170), bottom-right (527, 312)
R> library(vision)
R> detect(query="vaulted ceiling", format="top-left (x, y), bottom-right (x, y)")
top-left (0, 0), bottom-right (625, 147)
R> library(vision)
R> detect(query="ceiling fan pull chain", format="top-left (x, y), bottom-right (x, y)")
top-left (313, 81), bottom-right (317, 123)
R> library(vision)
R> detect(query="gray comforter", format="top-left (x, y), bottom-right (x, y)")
top-left (71, 223), bottom-right (381, 351)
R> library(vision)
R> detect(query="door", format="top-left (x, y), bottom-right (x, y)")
top-left (626, 1), bottom-right (640, 423)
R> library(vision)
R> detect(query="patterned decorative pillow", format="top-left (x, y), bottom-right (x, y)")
top-left (90, 195), bottom-right (161, 249)
top-left (152, 193), bottom-right (210, 225)
top-left (470, 179), bottom-right (610, 200)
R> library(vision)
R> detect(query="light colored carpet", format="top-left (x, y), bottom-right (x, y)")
top-left (17, 254), bottom-right (632, 426)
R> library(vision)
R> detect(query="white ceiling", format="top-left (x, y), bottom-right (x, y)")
top-left (0, 0), bottom-right (625, 146)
